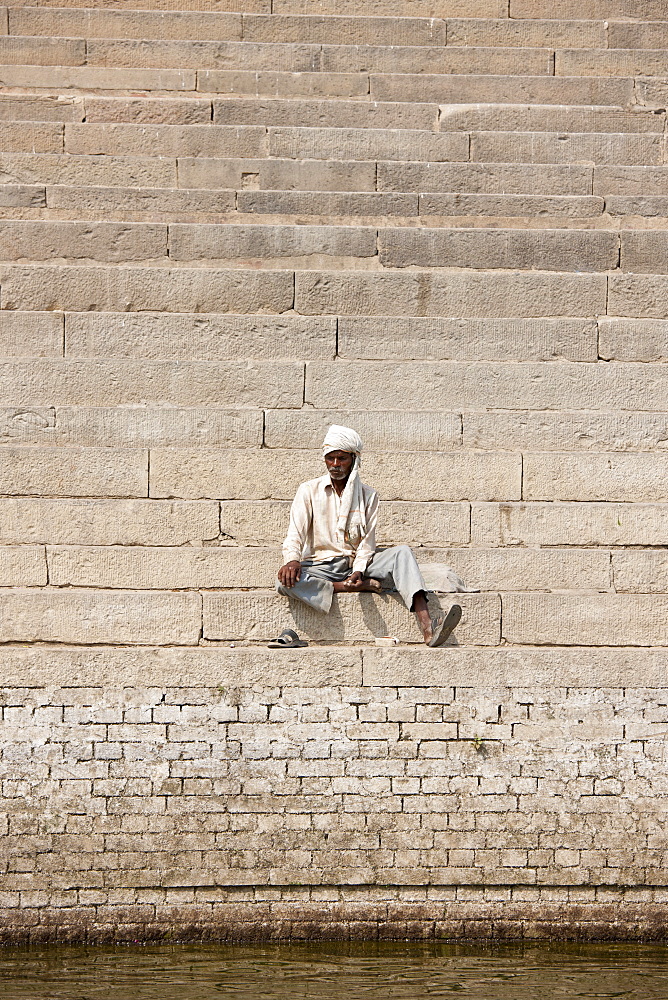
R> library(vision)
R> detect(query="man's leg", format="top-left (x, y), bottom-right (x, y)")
top-left (364, 545), bottom-right (427, 611)
top-left (365, 545), bottom-right (457, 644)
top-left (275, 558), bottom-right (350, 614)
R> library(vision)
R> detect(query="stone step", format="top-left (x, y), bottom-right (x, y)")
top-left (371, 73), bottom-right (633, 106)
top-left (472, 502), bottom-right (668, 548)
top-left (0, 34), bottom-right (85, 65)
top-left (9, 8), bottom-right (623, 50)
top-left (2, 153), bottom-right (597, 197)
top-left (203, 589), bottom-right (498, 645)
top-left (511, 0), bottom-right (668, 17)
top-left (0, 497), bottom-right (471, 548)
top-left (0, 63), bottom-right (196, 90)
top-left (0, 221), bottom-right (634, 269)
top-left (38, 184), bottom-right (605, 221)
top-left (503, 592), bottom-right (668, 647)
top-left (439, 104), bottom-right (666, 133)
top-left (0, 264), bottom-right (608, 314)
top-left (9, 543), bottom-right (609, 592)
top-left (305, 360), bottom-right (668, 416)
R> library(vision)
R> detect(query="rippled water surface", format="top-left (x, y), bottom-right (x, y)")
top-left (0, 942), bottom-right (667, 999)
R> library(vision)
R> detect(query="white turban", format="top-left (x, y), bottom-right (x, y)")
top-left (321, 424), bottom-right (366, 552)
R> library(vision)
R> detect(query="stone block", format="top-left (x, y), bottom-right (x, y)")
top-left (470, 131), bottom-right (663, 166)
top-left (0, 153), bottom-right (176, 188)
top-left (0, 185), bottom-right (46, 208)
top-left (0, 312), bottom-right (62, 358)
top-left (47, 545), bottom-right (282, 589)
top-left (524, 453), bottom-right (668, 502)
top-left (556, 48), bottom-right (668, 78)
top-left (203, 590), bottom-right (499, 644)
top-left (237, 191), bottom-right (418, 217)
top-left (418, 193), bottom-right (604, 219)
top-left (464, 411), bottom-right (668, 453)
top-left (607, 22), bottom-right (668, 49)
top-left (621, 233), bottom-right (668, 273)
top-left (595, 166), bottom-right (668, 197)
top-left (510, 0), bottom-right (668, 16)
top-left (0, 360), bottom-right (302, 407)
top-left (199, 70), bottom-right (368, 98)
top-left (613, 553), bottom-right (668, 594)
top-left (65, 313), bottom-right (334, 361)
top-left (599, 319), bottom-right (668, 362)
top-left (635, 79), bottom-right (668, 108)
top-left (0, 408), bottom-right (55, 443)
top-left (151, 449), bottom-right (520, 501)
top-left (220, 501), bottom-right (471, 548)
top-left (179, 157), bottom-right (377, 191)
top-left (446, 17), bottom-right (606, 48)
top-left (363, 646), bottom-right (668, 688)
top-left (426, 548), bottom-right (610, 593)
top-left (440, 104), bottom-right (664, 134)
top-left (0, 96), bottom-right (84, 122)
top-left (320, 44), bottom-right (552, 76)
top-left (0, 499), bottom-right (219, 546)
top-left (306, 361), bottom-right (654, 413)
top-left (84, 98), bottom-right (213, 125)
top-left (50, 407), bottom-right (263, 448)
top-left (0, 448), bottom-right (147, 498)
top-left (274, 0), bottom-right (506, 13)
top-left (378, 161), bottom-right (593, 195)
top-left (0, 589), bottom-right (201, 645)
top-left (607, 195), bottom-right (668, 218)
top-left (0, 547), bottom-right (46, 587)
top-left (243, 13), bottom-right (446, 45)
top-left (87, 38), bottom-right (320, 71)
top-left (339, 317), bottom-right (597, 362)
top-left (268, 127), bottom-right (468, 162)
top-left (2, 123), bottom-right (62, 154)
top-left (503, 593), bottom-right (668, 647)
top-left (47, 185), bottom-right (236, 215)
top-left (296, 271), bottom-right (605, 317)
top-left (64, 124), bottom-right (266, 158)
top-left (371, 74), bottom-right (633, 107)
top-left (0, 222), bottom-right (167, 263)
top-left (0, 266), bottom-right (293, 313)
top-left (169, 223), bottom-right (377, 261)
top-left (472, 502), bottom-right (668, 548)
top-left (608, 274), bottom-right (668, 319)
top-left (212, 98), bottom-right (438, 130)
top-left (0, 34), bottom-right (84, 64)
top-left (0, 66), bottom-right (196, 90)
top-left (264, 410), bottom-right (461, 450)
top-left (8, 8), bottom-right (243, 39)
top-left (377, 228), bottom-right (619, 272)
top-left (0, 645), bottom-right (362, 688)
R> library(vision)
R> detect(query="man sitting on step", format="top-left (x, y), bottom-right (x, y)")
top-left (275, 424), bottom-right (461, 647)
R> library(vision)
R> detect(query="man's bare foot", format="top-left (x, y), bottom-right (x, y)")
top-left (333, 578), bottom-right (382, 594)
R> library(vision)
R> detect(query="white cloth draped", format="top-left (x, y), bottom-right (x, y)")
top-left (321, 424), bottom-right (367, 550)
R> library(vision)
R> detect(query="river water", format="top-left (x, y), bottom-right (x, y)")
top-left (0, 943), bottom-right (667, 999)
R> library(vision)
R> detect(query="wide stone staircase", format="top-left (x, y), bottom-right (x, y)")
top-left (3, 0), bottom-right (668, 651)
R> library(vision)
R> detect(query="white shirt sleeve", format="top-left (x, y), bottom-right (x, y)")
top-left (282, 483), bottom-right (311, 564)
top-left (352, 490), bottom-right (379, 574)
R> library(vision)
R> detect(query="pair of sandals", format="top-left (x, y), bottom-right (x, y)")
top-left (267, 604), bottom-right (462, 649)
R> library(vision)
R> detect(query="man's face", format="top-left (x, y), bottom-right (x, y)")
top-left (325, 450), bottom-right (354, 482)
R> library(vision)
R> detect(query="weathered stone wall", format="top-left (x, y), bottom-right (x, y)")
top-left (1, 646), bottom-right (667, 942)
top-left (3, 0), bottom-right (668, 940)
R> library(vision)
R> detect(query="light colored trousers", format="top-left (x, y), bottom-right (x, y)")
top-left (276, 545), bottom-right (427, 615)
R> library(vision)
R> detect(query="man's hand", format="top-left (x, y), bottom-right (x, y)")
top-left (278, 560), bottom-right (301, 588)
top-left (347, 571), bottom-right (364, 587)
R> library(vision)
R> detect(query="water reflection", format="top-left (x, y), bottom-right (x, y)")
top-left (0, 942), bottom-right (667, 999)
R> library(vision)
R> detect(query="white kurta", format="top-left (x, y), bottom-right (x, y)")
top-left (282, 474), bottom-right (379, 574)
